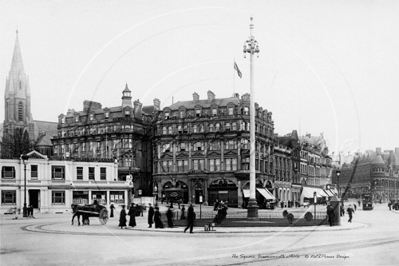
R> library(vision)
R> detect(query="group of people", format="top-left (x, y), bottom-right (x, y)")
top-left (115, 203), bottom-right (197, 233)
top-left (327, 202), bottom-right (356, 226)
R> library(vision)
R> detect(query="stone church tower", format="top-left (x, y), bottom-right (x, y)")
top-left (3, 30), bottom-right (34, 136)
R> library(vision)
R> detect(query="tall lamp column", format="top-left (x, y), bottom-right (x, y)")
top-left (21, 154), bottom-right (29, 217)
top-left (243, 16), bottom-right (260, 219)
top-left (336, 170), bottom-right (341, 199)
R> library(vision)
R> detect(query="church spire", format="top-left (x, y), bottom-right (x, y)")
top-left (9, 29), bottom-right (25, 79)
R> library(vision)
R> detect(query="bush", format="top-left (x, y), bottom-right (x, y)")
top-left (282, 210), bottom-right (288, 218)
top-left (304, 211), bottom-right (313, 221)
top-left (287, 213), bottom-right (294, 224)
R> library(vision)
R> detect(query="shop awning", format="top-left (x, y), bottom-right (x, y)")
top-left (324, 189), bottom-right (334, 197)
top-left (256, 188), bottom-right (276, 200)
top-left (301, 187), bottom-right (329, 198)
top-left (242, 189), bottom-right (250, 198)
top-left (329, 188), bottom-right (338, 196)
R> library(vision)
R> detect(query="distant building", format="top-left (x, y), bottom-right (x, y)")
top-left (332, 147), bottom-right (399, 202)
top-left (152, 91), bottom-right (277, 208)
top-left (0, 151), bottom-right (125, 214)
top-left (1, 31), bottom-right (57, 157)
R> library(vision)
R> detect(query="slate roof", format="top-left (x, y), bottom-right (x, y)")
top-left (167, 97), bottom-right (241, 110)
top-left (33, 120), bottom-right (58, 147)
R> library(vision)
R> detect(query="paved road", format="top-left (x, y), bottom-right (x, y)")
top-left (1, 200), bottom-right (398, 266)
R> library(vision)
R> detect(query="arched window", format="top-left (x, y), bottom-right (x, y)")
top-left (18, 102), bottom-right (23, 121)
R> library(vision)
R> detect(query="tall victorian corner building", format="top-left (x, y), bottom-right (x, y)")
top-left (151, 91), bottom-right (277, 207)
top-left (51, 84), bottom-right (155, 200)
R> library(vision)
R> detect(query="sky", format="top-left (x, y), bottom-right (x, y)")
top-left (1, 0), bottom-right (399, 156)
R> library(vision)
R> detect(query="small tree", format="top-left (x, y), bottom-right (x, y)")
top-left (1, 128), bottom-right (32, 158)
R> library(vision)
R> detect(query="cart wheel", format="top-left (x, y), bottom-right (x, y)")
top-left (99, 217), bottom-right (108, 225)
top-left (99, 209), bottom-right (109, 225)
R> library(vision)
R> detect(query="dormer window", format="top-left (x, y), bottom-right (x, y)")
top-left (212, 108), bottom-right (217, 116)
top-left (243, 107), bottom-right (249, 115)
top-left (165, 111), bottom-right (170, 119)
top-left (124, 110), bottom-right (130, 117)
top-left (75, 116), bottom-right (79, 122)
top-left (89, 114), bottom-right (94, 121)
top-left (105, 112), bottom-right (109, 119)
top-left (228, 107), bottom-right (234, 115)
top-left (61, 117), bottom-right (65, 124)
top-left (195, 109), bottom-right (201, 117)
top-left (180, 110), bottom-right (185, 118)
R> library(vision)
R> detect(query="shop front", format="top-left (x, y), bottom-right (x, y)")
top-left (208, 179), bottom-right (238, 207)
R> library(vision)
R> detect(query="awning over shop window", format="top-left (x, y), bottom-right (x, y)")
top-left (242, 189), bottom-right (250, 198)
top-left (324, 189), bottom-right (334, 197)
top-left (329, 188), bottom-right (338, 196)
top-left (301, 187), bottom-right (329, 198)
top-left (256, 188), bottom-right (276, 200)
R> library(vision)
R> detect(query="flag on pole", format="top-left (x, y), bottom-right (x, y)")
top-left (234, 61), bottom-right (242, 78)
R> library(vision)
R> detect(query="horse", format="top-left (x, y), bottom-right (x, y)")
top-left (71, 202), bottom-right (106, 226)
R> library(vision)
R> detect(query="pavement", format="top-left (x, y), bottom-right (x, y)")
top-left (2, 201), bottom-right (370, 235)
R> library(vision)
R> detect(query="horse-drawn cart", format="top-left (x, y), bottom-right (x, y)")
top-left (71, 202), bottom-right (108, 226)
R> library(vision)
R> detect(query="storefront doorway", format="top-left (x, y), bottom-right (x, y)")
top-left (29, 190), bottom-right (40, 208)
top-left (208, 179), bottom-right (238, 207)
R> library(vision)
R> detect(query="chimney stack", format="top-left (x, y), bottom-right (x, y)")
top-left (395, 147), bottom-right (399, 157)
top-left (376, 147), bottom-right (381, 155)
top-left (133, 99), bottom-right (142, 119)
top-left (207, 90), bottom-right (215, 102)
top-left (193, 92), bottom-right (199, 102)
top-left (153, 98), bottom-right (160, 111)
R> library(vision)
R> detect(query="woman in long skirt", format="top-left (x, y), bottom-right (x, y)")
top-left (128, 203), bottom-right (137, 228)
top-left (119, 205), bottom-right (127, 229)
top-left (154, 207), bottom-right (164, 228)
top-left (110, 204), bottom-right (115, 218)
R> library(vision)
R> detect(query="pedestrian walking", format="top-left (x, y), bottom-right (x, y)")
top-left (180, 205), bottom-right (186, 220)
top-left (353, 204), bottom-right (357, 211)
top-left (166, 207), bottom-right (174, 228)
top-left (29, 205), bottom-right (35, 219)
top-left (388, 202), bottom-right (392, 210)
top-left (128, 204), bottom-right (136, 228)
top-left (358, 200), bottom-right (361, 207)
top-left (154, 207), bottom-right (164, 228)
top-left (184, 204), bottom-right (195, 234)
top-left (110, 204), bottom-right (115, 218)
top-left (119, 205), bottom-right (127, 229)
top-left (340, 203), bottom-right (345, 216)
top-left (347, 204), bottom-right (354, 223)
top-left (148, 203), bottom-right (154, 228)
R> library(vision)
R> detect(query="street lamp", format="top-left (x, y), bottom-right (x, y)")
top-left (336, 170), bottom-right (341, 198)
top-left (243, 16), bottom-right (260, 219)
top-left (21, 154), bottom-right (29, 217)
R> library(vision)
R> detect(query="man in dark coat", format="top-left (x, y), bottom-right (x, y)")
top-left (184, 204), bottom-right (195, 234)
top-left (347, 204), bottom-right (354, 223)
top-left (327, 203), bottom-right (335, 226)
top-left (166, 207), bottom-right (174, 228)
top-left (128, 204), bottom-right (137, 228)
top-left (148, 204), bottom-right (155, 228)
top-left (154, 207), bottom-right (164, 228)
top-left (119, 205), bottom-right (127, 229)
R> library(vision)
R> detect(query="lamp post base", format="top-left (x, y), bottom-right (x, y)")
top-left (247, 198), bottom-right (259, 220)
top-left (23, 205), bottom-right (28, 218)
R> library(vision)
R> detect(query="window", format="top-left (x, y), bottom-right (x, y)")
top-left (232, 122), bottom-right (237, 131)
top-left (2, 191), bottom-right (16, 204)
top-left (180, 110), bottom-right (185, 118)
top-left (75, 116), bottom-right (79, 122)
top-left (77, 167), bottom-right (83, 180)
top-left (105, 112), bottom-right (109, 119)
top-left (89, 167), bottom-right (95, 180)
top-left (193, 125), bottom-right (198, 133)
top-left (52, 191), bottom-right (65, 204)
top-left (162, 143), bottom-right (171, 152)
top-left (177, 160), bottom-right (188, 172)
top-left (225, 123), bottom-right (231, 131)
top-left (179, 143), bottom-right (186, 152)
top-left (226, 158), bottom-right (237, 171)
top-left (164, 111), bottom-right (170, 119)
top-left (209, 141), bottom-right (220, 151)
top-left (209, 159), bottom-right (220, 171)
top-left (17, 102), bottom-right (24, 121)
top-left (52, 166), bottom-right (65, 180)
top-left (163, 127), bottom-right (167, 135)
top-left (193, 142), bottom-right (203, 151)
top-left (124, 110), bottom-right (130, 116)
top-left (241, 139), bottom-right (249, 149)
top-left (212, 109), bottom-right (217, 116)
top-left (243, 107), bottom-right (249, 115)
top-left (195, 109), bottom-right (201, 117)
top-left (178, 125), bottom-right (182, 133)
top-left (100, 167), bottom-right (106, 180)
top-left (110, 191), bottom-right (125, 204)
top-left (89, 114), bottom-right (94, 121)
top-left (225, 140), bottom-right (237, 150)
top-left (228, 107), bottom-right (234, 115)
top-left (215, 123), bottom-right (220, 131)
top-left (168, 126), bottom-right (173, 135)
top-left (193, 159), bottom-right (204, 170)
top-left (2, 166), bottom-right (15, 179)
top-left (31, 165), bottom-right (38, 179)
top-left (209, 124), bottom-right (215, 132)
